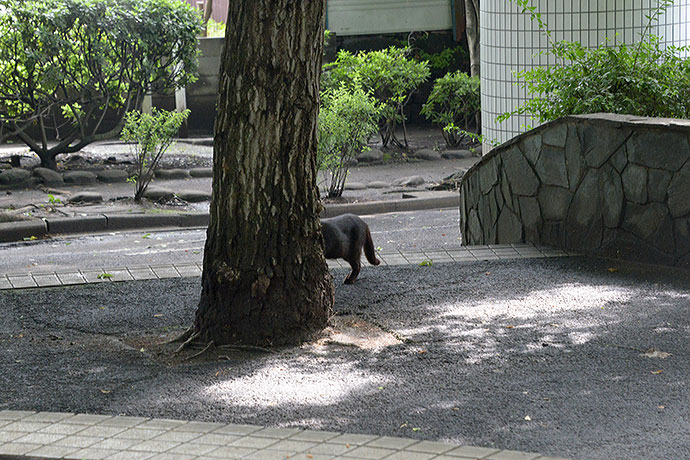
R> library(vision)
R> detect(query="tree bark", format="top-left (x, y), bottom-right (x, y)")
top-left (193, 0), bottom-right (334, 347)
top-left (465, 0), bottom-right (480, 78)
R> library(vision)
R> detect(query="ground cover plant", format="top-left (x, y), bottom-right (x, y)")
top-left (0, 0), bottom-right (200, 169)
top-left (499, 0), bottom-right (690, 125)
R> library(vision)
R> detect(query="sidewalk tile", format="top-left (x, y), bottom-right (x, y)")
top-left (329, 433), bottom-right (379, 445)
top-left (114, 428), bottom-right (166, 440)
top-left (327, 260), bottom-right (343, 269)
top-left (151, 265), bottom-right (180, 279)
top-left (89, 437), bottom-right (140, 450)
top-left (229, 435), bottom-right (279, 449)
top-left (211, 424), bottom-right (261, 436)
top-left (106, 450), bottom-right (155, 460)
top-left (253, 427), bottom-right (302, 439)
top-left (32, 273), bottom-right (62, 287)
top-left (38, 423), bottom-right (85, 436)
top-left (0, 276), bottom-right (13, 290)
top-left (188, 432), bottom-right (238, 445)
top-left (174, 264), bottom-right (202, 278)
top-left (104, 268), bottom-right (134, 282)
top-left (265, 439), bottom-right (318, 452)
top-left (68, 447), bottom-right (119, 459)
top-left (7, 274), bottom-right (37, 288)
top-left (154, 431), bottom-right (201, 443)
top-left (24, 412), bottom-right (75, 423)
top-left (53, 435), bottom-right (104, 448)
top-left (244, 449), bottom-right (296, 460)
top-left (172, 421), bottom-right (226, 433)
top-left (127, 267), bottom-right (157, 281)
top-left (64, 414), bottom-right (114, 425)
top-left (167, 441), bottom-right (217, 456)
top-left (0, 442), bottom-right (42, 456)
top-left (98, 416), bottom-right (149, 428)
top-left (14, 431), bottom-right (66, 444)
top-left (0, 431), bottom-right (26, 443)
top-left (365, 436), bottom-right (418, 450)
top-left (288, 454), bottom-right (333, 460)
top-left (138, 419), bottom-right (187, 431)
top-left (487, 450), bottom-right (541, 460)
top-left (129, 439), bottom-right (181, 452)
top-left (0, 410), bottom-right (35, 421)
top-left (25, 444), bottom-right (79, 459)
top-left (306, 442), bottom-right (353, 456)
top-left (147, 453), bottom-right (196, 460)
top-left (205, 445), bottom-right (256, 458)
top-left (289, 430), bottom-right (340, 442)
top-left (445, 445), bottom-right (500, 457)
top-left (56, 272), bottom-right (87, 286)
top-left (383, 451), bottom-right (435, 460)
top-left (341, 445), bottom-right (395, 459)
top-left (2, 421), bottom-right (51, 432)
top-left (78, 425), bottom-right (128, 438)
top-left (80, 270), bottom-right (111, 284)
top-left (406, 440), bottom-right (454, 454)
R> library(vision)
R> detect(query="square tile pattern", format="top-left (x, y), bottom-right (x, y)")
top-left (0, 411), bottom-right (570, 460)
top-left (0, 244), bottom-right (571, 290)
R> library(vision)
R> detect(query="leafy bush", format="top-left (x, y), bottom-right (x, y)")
top-left (121, 108), bottom-right (190, 201)
top-left (317, 83), bottom-right (380, 198)
top-left (0, 0), bottom-right (201, 169)
top-left (421, 71), bottom-right (480, 146)
top-left (322, 47), bottom-right (429, 149)
top-left (499, 0), bottom-right (690, 124)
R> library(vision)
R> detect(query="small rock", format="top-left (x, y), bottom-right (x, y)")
top-left (442, 149), bottom-right (472, 160)
top-left (344, 182), bottom-right (367, 190)
top-left (96, 169), bottom-right (129, 183)
top-left (367, 181), bottom-right (390, 189)
top-left (392, 175), bottom-right (425, 187)
top-left (143, 186), bottom-right (175, 200)
top-left (356, 148), bottom-right (384, 163)
top-left (0, 168), bottom-right (31, 186)
top-left (63, 171), bottom-right (97, 185)
top-left (68, 192), bottom-right (103, 203)
top-left (66, 155), bottom-right (83, 163)
top-left (189, 167), bottom-right (213, 178)
top-left (33, 167), bottom-right (64, 186)
top-left (105, 156), bottom-right (119, 164)
top-left (176, 190), bottom-right (211, 202)
top-left (414, 149), bottom-right (442, 161)
top-left (156, 169), bottom-right (191, 180)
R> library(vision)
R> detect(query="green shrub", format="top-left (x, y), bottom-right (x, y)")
top-left (0, 0), bottom-right (201, 170)
top-left (121, 108), bottom-right (190, 201)
top-left (318, 83), bottom-right (380, 198)
top-left (499, 0), bottom-right (690, 124)
top-left (322, 47), bottom-right (429, 149)
top-left (421, 71), bottom-right (480, 146)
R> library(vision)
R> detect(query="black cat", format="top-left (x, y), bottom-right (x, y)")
top-left (321, 214), bottom-right (381, 284)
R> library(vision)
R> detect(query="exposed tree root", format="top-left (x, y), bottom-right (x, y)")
top-left (166, 326), bottom-right (196, 345)
top-left (173, 330), bottom-right (201, 354)
top-left (216, 344), bottom-right (278, 354)
top-left (183, 341), bottom-right (215, 361)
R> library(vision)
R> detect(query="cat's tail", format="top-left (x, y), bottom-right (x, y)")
top-left (364, 227), bottom-right (381, 266)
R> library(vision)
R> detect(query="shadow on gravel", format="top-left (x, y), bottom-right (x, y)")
top-left (1, 257), bottom-right (688, 460)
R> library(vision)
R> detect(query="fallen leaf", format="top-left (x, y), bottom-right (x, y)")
top-left (452, 407), bottom-right (460, 411)
top-left (651, 370), bottom-right (663, 375)
top-left (412, 427), bottom-right (420, 432)
top-left (505, 325), bottom-right (515, 329)
top-left (642, 348), bottom-right (671, 359)
top-left (524, 415), bottom-right (532, 421)
top-left (140, 347), bottom-right (146, 353)
top-left (418, 350), bottom-right (427, 354)
top-left (400, 422), bottom-right (408, 428)
top-left (153, 314), bottom-right (164, 318)
top-left (485, 271), bottom-right (491, 275)
top-left (658, 405), bottom-right (665, 409)
top-left (100, 389), bottom-right (111, 394)
top-left (607, 267), bottom-right (619, 272)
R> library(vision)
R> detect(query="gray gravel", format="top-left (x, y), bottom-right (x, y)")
top-left (1, 257), bottom-right (689, 460)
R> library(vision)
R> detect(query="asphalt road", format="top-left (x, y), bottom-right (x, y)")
top-left (0, 208), bottom-right (460, 273)
top-left (1, 257), bottom-right (689, 460)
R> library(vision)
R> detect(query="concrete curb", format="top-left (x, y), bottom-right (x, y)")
top-left (0, 193), bottom-right (458, 243)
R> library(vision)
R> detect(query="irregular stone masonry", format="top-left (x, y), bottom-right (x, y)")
top-left (459, 113), bottom-right (690, 267)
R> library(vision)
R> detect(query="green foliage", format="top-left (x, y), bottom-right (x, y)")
top-left (318, 83), bottom-right (380, 198)
top-left (416, 46), bottom-right (465, 74)
top-left (206, 18), bottom-right (226, 38)
top-left (322, 47), bottom-right (429, 148)
top-left (0, 0), bottom-right (201, 169)
top-left (121, 108), bottom-right (190, 201)
top-left (500, 0), bottom-right (689, 124)
top-left (421, 71), bottom-right (480, 146)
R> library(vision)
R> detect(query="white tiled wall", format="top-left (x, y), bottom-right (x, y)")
top-left (480, 0), bottom-right (690, 151)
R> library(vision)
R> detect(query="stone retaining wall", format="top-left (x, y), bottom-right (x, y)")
top-left (459, 113), bottom-right (690, 267)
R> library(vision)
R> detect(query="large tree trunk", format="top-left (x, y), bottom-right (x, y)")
top-left (193, 1), bottom-right (334, 347)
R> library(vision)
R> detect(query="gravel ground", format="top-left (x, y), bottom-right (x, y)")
top-left (1, 257), bottom-right (689, 460)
